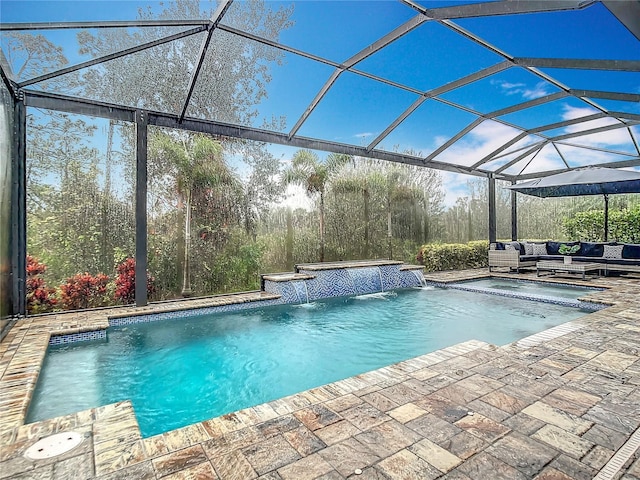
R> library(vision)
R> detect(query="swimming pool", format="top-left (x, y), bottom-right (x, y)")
top-left (28, 287), bottom-right (595, 437)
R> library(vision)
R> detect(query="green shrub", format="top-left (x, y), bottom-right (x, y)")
top-left (417, 240), bottom-right (489, 272)
top-left (563, 206), bottom-right (640, 242)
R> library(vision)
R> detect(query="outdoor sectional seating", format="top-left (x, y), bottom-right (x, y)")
top-left (489, 240), bottom-right (640, 275)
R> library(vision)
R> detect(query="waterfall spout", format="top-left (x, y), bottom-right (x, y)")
top-left (377, 266), bottom-right (385, 292)
top-left (346, 267), bottom-right (386, 295)
top-left (293, 280), bottom-right (309, 304)
top-left (412, 270), bottom-right (426, 287)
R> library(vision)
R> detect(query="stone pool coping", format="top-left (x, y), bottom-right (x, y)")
top-left (1, 270), bottom-right (639, 479)
top-left (295, 260), bottom-right (404, 271)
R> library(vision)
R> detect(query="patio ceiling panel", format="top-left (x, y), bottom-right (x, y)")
top-left (1, 0), bottom-right (638, 183)
top-left (365, 61), bottom-right (512, 152)
top-left (178, 0), bottom-right (233, 121)
top-left (556, 143), bottom-right (640, 168)
top-left (547, 122), bottom-right (640, 144)
top-left (495, 141), bottom-right (548, 175)
top-left (221, 1), bottom-right (416, 63)
top-left (555, 141), bottom-right (640, 160)
top-left (430, 119), bottom-right (525, 168)
top-left (489, 134), bottom-right (546, 158)
top-left (0, 0), bottom-right (212, 22)
top-left (0, 26), bottom-right (202, 84)
top-left (184, 29), bottom-right (335, 133)
top-left (14, 27), bottom-right (207, 90)
top-left (419, 1), bottom-right (593, 19)
top-left (541, 116), bottom-right (624, 139)
top-left (477, 143), bottom-right (548, 173)
top-left (437, 67), bottom-right (561, 115)
top-left (541, 69), bottom-right (640, 95)
top-left (28, 31), bottom-right (205, 115)
top-left (372, 98), bottom-right (478, 157)
top-left (603, 0), bottom-right (640, 41)
top-left (284, 12), bottom-right (431, 140)
top-left (591, 98), bottom-right (640, 117)
top-left (499, 96), bottom-right (602, 130)
top-left (557, 129), bottom-right (640, 156)
top-left (355, 21), bottom-right (502, 92)
top-left (454, 2), bottom-right (637, 59)
top-left (500, 144), bottom-right (567, 177)
top-left (517, 144), bottom-right (571, 175)
top-left (295, 71), bottom-right (420, 147)
top-left (632, 125), bottom-right (640, 144)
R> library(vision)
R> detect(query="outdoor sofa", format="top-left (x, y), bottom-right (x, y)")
top-left (488, 241), bottom-right (640, 275)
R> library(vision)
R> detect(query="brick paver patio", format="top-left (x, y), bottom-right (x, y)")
top-left (1, 270), bottom-right (639, 479)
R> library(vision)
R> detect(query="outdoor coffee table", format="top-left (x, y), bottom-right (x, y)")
top-left (536, 261), bottom-right (602, 280)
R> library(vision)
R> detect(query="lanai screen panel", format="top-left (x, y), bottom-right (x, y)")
top-left (1, 0), bottom-right (639, 181)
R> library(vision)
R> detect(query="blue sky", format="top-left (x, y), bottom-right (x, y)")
top-left (2, 0), bottom-right (639, 206)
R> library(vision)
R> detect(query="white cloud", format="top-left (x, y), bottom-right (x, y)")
top-left (521, 82), bottom-right (552, 100)
top-left (354, 132), bottom-right (373, 138)
top-left (440, 172), bottom-right (473, 207)
top-left (504, 144), bottom-right (565, 176)
top-left (492, 79), bottom-right (551, 100)
top-left (432, 135), bottom-right (449, 149)
top-left (434, 120), bottom-right (523, 167)
top-left (559, 104), bottom-right (634, 149)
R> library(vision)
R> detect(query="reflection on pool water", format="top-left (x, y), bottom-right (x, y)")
top-left (29, 286), bottom-right (594, 437)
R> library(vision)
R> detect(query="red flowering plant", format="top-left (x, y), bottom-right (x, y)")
top-left (114, 257), bottom-right (156, 304)
top-left (26, 255), bottom-right (57, 314)
top-left (60, 272), bottom-right (110, 310)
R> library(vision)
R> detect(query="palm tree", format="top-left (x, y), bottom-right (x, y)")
top-left (381, 165), bottom-right (422, 259)
top-left (332, 159), bottom-right (380, 259)
top-left (282, 150), bottom-right (351, 262)
top-left (150, 132), bottom-right (239, 296)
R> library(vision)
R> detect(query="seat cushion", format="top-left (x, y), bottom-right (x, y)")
top-left (547, 241), bottom-right (580, 255)
top-left (604, 258), bottom-right (640, 266)
top-left (622, 243), bottom-right (640, 259)
top-left (580, 242), bottom-right (604, 257)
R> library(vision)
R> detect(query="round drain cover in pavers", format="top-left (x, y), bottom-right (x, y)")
top-left (24, 432), bottom-right (84, 460)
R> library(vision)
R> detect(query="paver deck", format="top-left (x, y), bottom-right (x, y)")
top-left (1, 270), bottom-right (639, 479)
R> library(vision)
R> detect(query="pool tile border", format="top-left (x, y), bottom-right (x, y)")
top-left (48, 330), bottom-right (107, 345)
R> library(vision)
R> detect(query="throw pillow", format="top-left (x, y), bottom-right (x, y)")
top-left (523, 242), bottom-right (533, 255)
top-left (505, 244), bottom-right (516, 251)
top-left (603, 244), bottom-right (623, 259)
top-left (507, 241), bottom-right (521, 252)
top-left (532, 243), bottom-right (547, 256)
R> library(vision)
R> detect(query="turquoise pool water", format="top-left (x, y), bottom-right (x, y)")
top-left (28, 287), bottom-right (593, 437)
top-left (456, 278), bottom-right (601, 299)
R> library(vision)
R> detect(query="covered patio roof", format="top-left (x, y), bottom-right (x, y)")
top-left (2, 0), bottom-right (639, 182)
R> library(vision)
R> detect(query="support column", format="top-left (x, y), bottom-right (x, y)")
top-left (135, 111), bottom-right (148, 307)
top-left (488, 174), bottom-right (497, 244)
top-left (604, 194), bottom-right (609, 242)
top-left (511, 181), bottom-right (518, 241)
top-left (11, 99), bottom-right (26, 316)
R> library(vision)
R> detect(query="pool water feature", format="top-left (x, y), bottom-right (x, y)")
top-left (28, 287), bottom-right (596, 438)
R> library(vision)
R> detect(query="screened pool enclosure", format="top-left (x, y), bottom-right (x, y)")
top-left (1, 0), bottom-right (639, 327)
